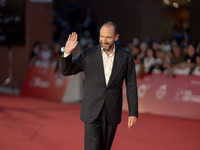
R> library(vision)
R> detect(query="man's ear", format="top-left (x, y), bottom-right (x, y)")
top-left (115, 34), bottom-right (119, 42)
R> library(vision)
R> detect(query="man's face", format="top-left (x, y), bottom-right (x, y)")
top-left (99, 26), bottom-right (119, 51)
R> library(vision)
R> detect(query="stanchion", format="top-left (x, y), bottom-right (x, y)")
top-left (0, 44), bottom-right (20, 95)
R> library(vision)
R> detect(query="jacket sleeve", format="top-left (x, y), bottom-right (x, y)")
top-left (125, 54), bottom-right (138, 117)
top-left (60, 51), bottom-right (85, 76)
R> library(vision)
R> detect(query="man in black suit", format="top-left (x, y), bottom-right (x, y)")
top-left (61, 22), bottom-right (138, 150)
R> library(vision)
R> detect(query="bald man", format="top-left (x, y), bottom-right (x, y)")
top-left (61, 22), bottom-right (138, 150)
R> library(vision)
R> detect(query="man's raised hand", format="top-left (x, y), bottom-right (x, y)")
top-left (64, 32), bottom-right (78, 54)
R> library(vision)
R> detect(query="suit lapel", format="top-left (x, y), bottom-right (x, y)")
top-left (107, 47), bottom-right (126, 88)
top-left (93, 45), bottom-right (126, 88)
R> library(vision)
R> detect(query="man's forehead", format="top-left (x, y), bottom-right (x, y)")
top-left (101, 25), bottom-right (115, 31)
top-left (100, 26), bottom-right (115, 35)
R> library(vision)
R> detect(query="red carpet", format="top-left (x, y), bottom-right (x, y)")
top-left (0, 94), bottom-right (200, 150)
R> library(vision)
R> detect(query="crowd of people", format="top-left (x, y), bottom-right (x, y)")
top-left (29, 0), bottom-right (200, 78)
top-left (29, 38), bottom-right (200, 78)
top-left (29, 41), bottom-right (61, 73)
top-left (30, 0), bottom-right (97, 72)
top-left (126, 39), bottom-right (200, 77)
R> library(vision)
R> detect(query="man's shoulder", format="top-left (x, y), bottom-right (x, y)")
top-left (82, 45), bottom-right (100, 55)
top-left (84, 45), bottom-right (100, 51)
top-left (116, 46), bottom-right (132, 56)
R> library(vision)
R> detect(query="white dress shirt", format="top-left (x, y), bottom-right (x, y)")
top-left (62, 46), bottom-right (115, 85)
top-left (101, 46), bottom-right (115, 85)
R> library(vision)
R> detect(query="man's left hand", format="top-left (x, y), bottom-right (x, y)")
top-left (128, 116), bottom-right (137, 128)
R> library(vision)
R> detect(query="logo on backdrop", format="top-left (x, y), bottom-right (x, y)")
top-left (138, 84), bottom-right (150, 98)
top-left (155, 84), bottom-right (167, 100)
top-left (30, 77), bottom-right (49, 88)
top-left (174, 89), bottom-right (200, 103)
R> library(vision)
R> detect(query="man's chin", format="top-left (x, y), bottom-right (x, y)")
top-left (102, 47), bottom-right (109, 51)
top-left (101, 43), bottom-right (114, 51)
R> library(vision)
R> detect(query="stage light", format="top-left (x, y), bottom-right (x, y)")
top-left (173, 2), bottom-right (179, 8)
top-left (163, 0), bottom-right (170, 5)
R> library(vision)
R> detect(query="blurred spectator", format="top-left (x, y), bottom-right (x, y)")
top-left (152, 42), bottom-right (161, 52)
top-left (161, 41), bottom-right (171, 54)
top-left (184, 44), bottom-right (197, 74)
top-left (151, 50), bottom-right (166, 74)
top-left (170, 46), bottom-right (184, 67)
top-left (139, 41), bottom-right (148, 61)
top-left (168, 45), bottom-right (185, 76)
top-left (143, 49), bottom-right (156, 74)
top-left (196, 41), bottom-right (200, 55)
top-left (34, 43), bottom-right (52, 68)
top-left (134, 54), bottom-right (144, 78)
top-left (30, 41), bottom-right (41, 66)
top-left (51, 43), bottom-right (61, 73)
top-left (79, 30), bottom-right (94, 48)
top-left (41, 44), bottom-right (52, 61)
top-left (132, 37), bottom-right (139, 47)
top-left (193, 55), bottom-right (200, 75)
top-left (130, 46), bottom-right (140, 60)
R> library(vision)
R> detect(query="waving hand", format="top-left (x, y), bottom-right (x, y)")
top-left (64, 32), bottom-right (78, 54)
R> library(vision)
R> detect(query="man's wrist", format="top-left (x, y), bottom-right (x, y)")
top-left (61, 47), bottom-right (71, 57)
top-left (63, 52), bottom-right (71, 57)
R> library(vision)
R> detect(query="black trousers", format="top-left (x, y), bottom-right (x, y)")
top-left (84, 105), bottom-right (118, 150)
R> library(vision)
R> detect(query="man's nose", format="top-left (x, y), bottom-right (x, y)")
top-left (102, 38), bottom-right (107, 43)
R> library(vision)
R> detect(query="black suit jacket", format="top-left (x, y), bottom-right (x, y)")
top-left (61, 45), bottom-right (138, 125)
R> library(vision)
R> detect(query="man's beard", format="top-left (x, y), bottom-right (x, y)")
top-left (100, 42), bottom-right (114, 51)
